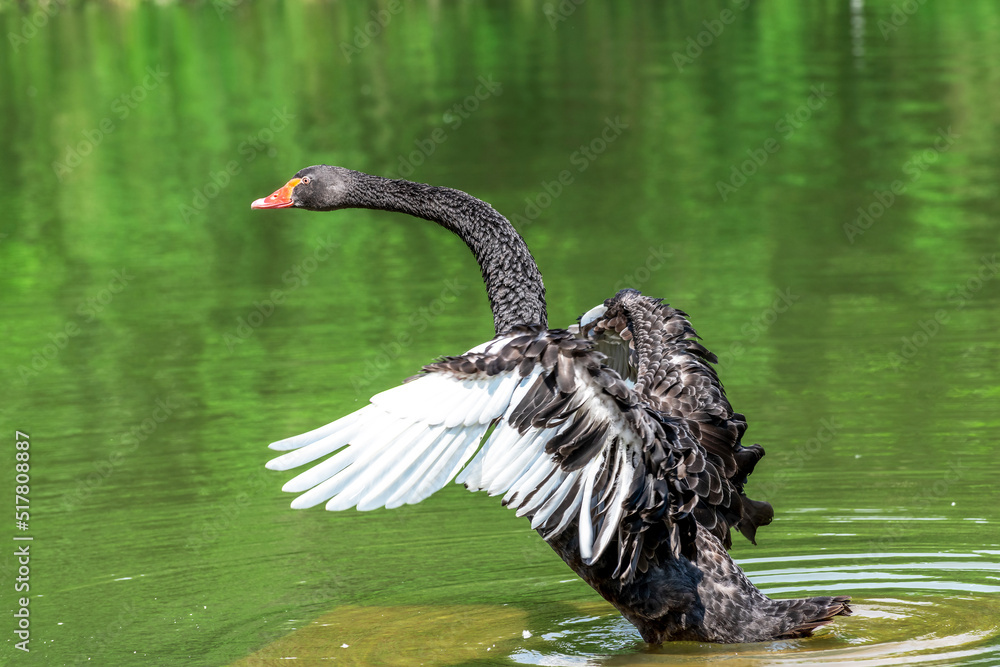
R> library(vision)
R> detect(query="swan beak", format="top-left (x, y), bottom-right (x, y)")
top-left (251, 178), bottom-right (301, 209)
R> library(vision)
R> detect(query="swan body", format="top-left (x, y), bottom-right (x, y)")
top-left (252, 165), bottom-right (850, 643)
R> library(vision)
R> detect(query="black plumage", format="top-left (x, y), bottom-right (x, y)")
top-left (256, 166), bottom-right (851, 644)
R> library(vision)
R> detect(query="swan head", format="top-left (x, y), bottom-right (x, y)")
top-left (578, 290), bottom-right (641, 329)
top-left (251, 165), bottom-right (356, 211)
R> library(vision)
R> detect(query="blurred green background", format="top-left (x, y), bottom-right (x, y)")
top-left (1, 1), bottom-right (999, 665)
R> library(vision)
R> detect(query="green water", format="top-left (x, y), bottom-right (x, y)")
top-left (1, 1), bottom-right (999, 665)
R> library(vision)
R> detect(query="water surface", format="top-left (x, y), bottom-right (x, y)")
top-left (1, 1), bottom-right (998, 665)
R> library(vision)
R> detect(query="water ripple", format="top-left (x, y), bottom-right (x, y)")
top-left (237, 551), bottom-right (1000, 667)
top-left (508, 551), bottom-right (1000, 667)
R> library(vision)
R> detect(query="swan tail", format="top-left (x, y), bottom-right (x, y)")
top-left (688, 523), bottom-right (852, 643)
top-left (770, 595), bottom-right (853, 639)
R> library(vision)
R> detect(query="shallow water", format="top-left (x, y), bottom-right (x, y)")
top-left (1, 1), bottom-right (999, 665)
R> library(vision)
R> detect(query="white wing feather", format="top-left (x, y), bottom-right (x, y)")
top-left (267, 335), bottom-right (639, 565)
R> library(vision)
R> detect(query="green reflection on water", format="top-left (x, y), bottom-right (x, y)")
top-left (0, 1), bottom-right (998, 665)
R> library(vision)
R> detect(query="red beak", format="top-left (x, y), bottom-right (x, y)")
top-left (251, 178), bottom-right (301, 209)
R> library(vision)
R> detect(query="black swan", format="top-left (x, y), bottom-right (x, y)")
top-left (252, 165), bottom-right (851, 643)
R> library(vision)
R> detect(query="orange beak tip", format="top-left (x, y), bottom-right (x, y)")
top-left (251, 178), bottom-right (301, 210)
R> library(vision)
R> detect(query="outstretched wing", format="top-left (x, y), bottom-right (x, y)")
top-left (267, 326), bottom-right (701, 570)
top-left (576, 289), bottom-right (773, 548)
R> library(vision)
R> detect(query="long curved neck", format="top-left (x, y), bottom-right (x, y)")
top-left (345, 172), bottom-right (548, 334)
